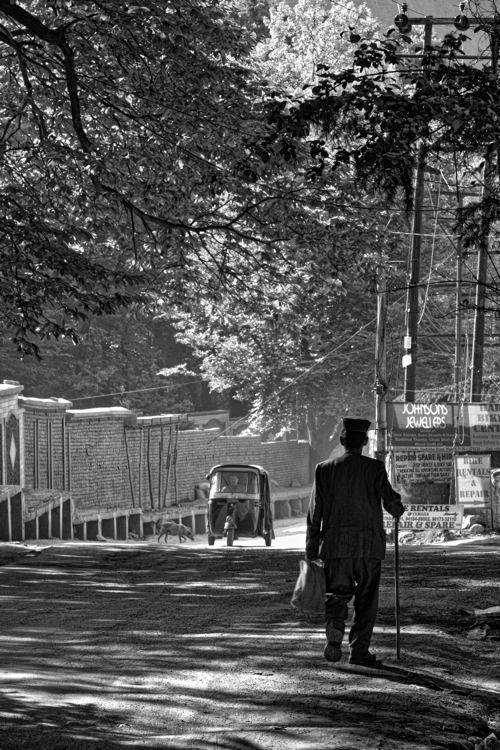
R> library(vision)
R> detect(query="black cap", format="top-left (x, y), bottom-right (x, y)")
top-left (343, 417), bottom-right (371, 434)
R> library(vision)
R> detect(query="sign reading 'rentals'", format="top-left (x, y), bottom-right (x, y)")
top-left (387, 403), bottom-right (455, 447)
top-left (383, 505), bottom-right (463, 530)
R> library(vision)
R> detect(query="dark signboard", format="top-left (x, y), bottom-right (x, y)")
top-left (387, 402), bottom-right (456, 448)
top-left (388, 402), bottom-right (500, 450)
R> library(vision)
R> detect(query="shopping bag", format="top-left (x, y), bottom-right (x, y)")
top-left (291, 559), bottom-right (326, 613)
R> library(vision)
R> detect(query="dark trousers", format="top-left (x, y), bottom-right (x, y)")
top-left (323, 557), bottom-right (382, 658)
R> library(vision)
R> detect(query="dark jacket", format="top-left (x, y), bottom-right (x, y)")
top-left (306, 451), bottom-right (405, 560)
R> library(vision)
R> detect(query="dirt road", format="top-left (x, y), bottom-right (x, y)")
top-left (0, 522), bottom-right (499, 750)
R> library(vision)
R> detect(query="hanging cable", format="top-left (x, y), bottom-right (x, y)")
top-left (418, 176), bottom-right (442, 324)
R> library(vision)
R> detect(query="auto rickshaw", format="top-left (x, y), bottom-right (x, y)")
top-left (205, 464), bottom-right (275, 547)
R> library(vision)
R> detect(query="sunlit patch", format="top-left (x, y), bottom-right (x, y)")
top-left (447, 579), bottom-right (500, 588)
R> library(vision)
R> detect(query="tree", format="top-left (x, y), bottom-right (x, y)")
top-left (265, 29), bottom-right (500, 223)
top-left (171, 184), bottom-right (405, 461)
top-left (167, 6), bottom-right (407, 458)
top-left (0, 305), bottom-right (230, 413)
top-left (231, 0), bottom-right (271, 42)
top-left (0, 0), bottom-right (371, 359)
top-left (172, 23), bottom-right (500, 446)
top-left (254, 0), bottom-right (380, 93)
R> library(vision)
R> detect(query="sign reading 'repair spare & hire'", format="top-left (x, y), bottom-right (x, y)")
top-left (455, 455), bottom-right (492, 507)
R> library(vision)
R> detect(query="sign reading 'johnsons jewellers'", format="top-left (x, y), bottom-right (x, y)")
top-left (388, 402), bottom-right (500, 450)
top-left (387, 403), bottom-right (455, 447)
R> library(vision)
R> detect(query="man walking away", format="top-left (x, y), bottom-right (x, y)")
top-left (306, 417), bottom-right (405, 666)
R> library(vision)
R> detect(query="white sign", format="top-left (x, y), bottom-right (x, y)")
top-left (404, 336), bottom-right (412, 349)
top-left (383, 504), bottom-right (463, 531)
top-left (393, 450), bottom-right (453, 483)
top-left (402, 354), bottom-right (412, 368)
top-left (462, 404), bottom-right (500, 450)
top-left (455, 454), bottom-right (492, 507)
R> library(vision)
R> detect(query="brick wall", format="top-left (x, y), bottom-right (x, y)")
top-left (68, 411), bottom-right (132, 512)
top-left (64, 421), bottom-right (309, 513)
top-left (260, 440), bottom-right (310, 486)
top-left (23, 410), bottom-right (67, 491)
top-left (0, 386), bottom-right (310, 518)
top-left (117, 427), bottom-right (310, 511)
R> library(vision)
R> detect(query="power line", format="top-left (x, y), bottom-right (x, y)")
top-left (70, 379), bottom-right (206, 402)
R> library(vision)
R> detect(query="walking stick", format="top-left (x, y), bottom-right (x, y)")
top-left (394, 517), bottom-right (401, 659)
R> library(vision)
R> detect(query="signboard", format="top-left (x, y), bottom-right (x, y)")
top-left (393, 450), bottom-right (453, 483)
top-left (460, 404), bottom-right (500, 450)
top-left (383, 504), bottom-right (463, 530)
top-left (455, 454), bottom-right (492, 507)
top-left (402, 354), bottom-right (412, 368)
top-left (387, 402), bottom-right (455, 447)
top-left (389, 402), bottom-right (500, 450)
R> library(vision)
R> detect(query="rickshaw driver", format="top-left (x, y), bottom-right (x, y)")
top-left (216, 473), bottom-right (254, 534)
top-left (222, 474), bottom-right (247, 493)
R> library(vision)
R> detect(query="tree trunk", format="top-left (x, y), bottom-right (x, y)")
top-left (305, 412), bottom-right (342, 479)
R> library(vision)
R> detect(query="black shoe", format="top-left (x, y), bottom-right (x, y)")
top-left (348, 652), bottom-right (381, 666)
top-left (324, 642), bottom-right (342, 663)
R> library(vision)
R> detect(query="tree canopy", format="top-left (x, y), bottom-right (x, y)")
top-left (4, 1), bottom-right (500, 453)
top-left (254, 0), bottom-right (379, 92)
top-left (0, 0), bottom-right (369, 358)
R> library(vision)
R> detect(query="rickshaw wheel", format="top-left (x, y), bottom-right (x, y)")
top-left (226, 528), bottom-right (235, 547)
top-left (264, 530), bottom-right (272, 547)
top-left (208, 535), bottom-right (215, 546)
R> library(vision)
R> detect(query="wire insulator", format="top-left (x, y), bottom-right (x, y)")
top-left (394, 13), bottom-right (412, 33)
top-left (454, 14), bottom-right (470, 30)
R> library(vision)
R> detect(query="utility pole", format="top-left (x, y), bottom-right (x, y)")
top-left (393, 7), bottom-right (496, 404)
top-left (402, 20), bottom-right (432, 403)
top-left (455, 193), bottom-right (463, 401)
top-left (470, 28), bottom-right (498, 402)
top-left (374, 269), bottom-right (387, 461)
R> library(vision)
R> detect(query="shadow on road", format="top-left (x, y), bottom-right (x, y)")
top-left (0, 543), bottom-right (498, 749)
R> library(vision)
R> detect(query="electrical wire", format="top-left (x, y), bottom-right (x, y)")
top-left (388, 0), bottom-right (427, 18)
top-left (208, 321), bottom-right (381, 442)
top-left (387, 230), bottom-right (461, 238)
top-left (328, 0), bottom-right (371, 17)
top-left (70, 379), bottom-right (207, 402)
top-left (419, 177), bottom-right (442, 324)
top-left (211, 248), bottom-right (456, 443)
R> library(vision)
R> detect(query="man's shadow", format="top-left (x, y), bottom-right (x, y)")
top-left (333, 662), bottom-right (500, 700)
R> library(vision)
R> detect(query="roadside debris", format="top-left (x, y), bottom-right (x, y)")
top-left (476, 733), bottom-right (500, 750)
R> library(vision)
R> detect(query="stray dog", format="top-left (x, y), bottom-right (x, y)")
top-left (157, 520), bottom-right (195, 544)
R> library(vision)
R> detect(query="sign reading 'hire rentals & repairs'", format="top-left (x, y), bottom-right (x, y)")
top-left (455, 455), bottom-right (492, 507)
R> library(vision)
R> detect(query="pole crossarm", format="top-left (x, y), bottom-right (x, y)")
top-left (395, 16), bottom-right (498, 26)
top-left (397, 54), bottom-right (491, 59)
